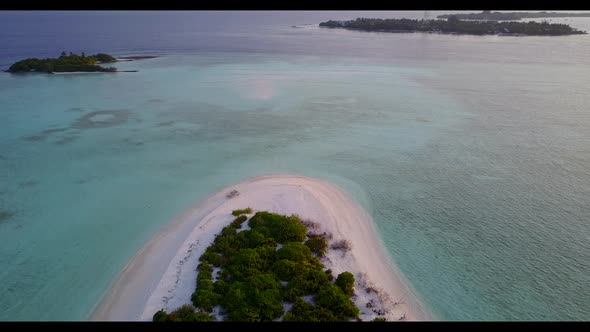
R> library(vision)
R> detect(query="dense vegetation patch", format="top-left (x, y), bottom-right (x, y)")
top-left (153, 210), bottom-right (360, 321)
top-left (231, 207), bottom-right (252, 216)
top-left (335, 271), bottom-right (356, 296)
top-left (305, 235), bottom-right (328, 257)
top-left (8, 51), bottom-right (118, 73)
top-left (319, 17), bottom-right (586, 36)
top-left (437, 10), bottom-right (590, 21)
top-left (153, 305), bottom-right (214, 322)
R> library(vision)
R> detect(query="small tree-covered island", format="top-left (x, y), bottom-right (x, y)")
top-left (6, 52), bottom-right (157, 74)
top-left (319, 17), bottom-right (587, 36)
top-left (7, 52), bottom-right (117, 73)
top-left (152, 209), bottom-right (375, 322)
top-left (437, 10), bottom-right (590, 21)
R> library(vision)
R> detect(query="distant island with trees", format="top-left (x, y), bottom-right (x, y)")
top-left (437, 10), bottom-right (590, 21)
top-left (152, 209), bottom-right (373, 322)
top-left (319, 17), bottom-right (586, 36)
top-left (6, 52), bottom-right (159, 74)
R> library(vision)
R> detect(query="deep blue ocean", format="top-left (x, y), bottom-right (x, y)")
top-left (1, 11), bottom-right (589, 321)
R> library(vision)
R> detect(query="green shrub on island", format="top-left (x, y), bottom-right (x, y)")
top-left (240, 229), bottom-right (277, 249)
top-left (325, 269), bottom-right (334, 282)
top-left (305, 235), bottom-right (328, 257)
top-left (213, 279), bottom-right (229, 295)
top-left (286, 266), bottom-right (330, 298)
top-left (230, 215), bottom-right (248, 228)
top-left (231, 207), bottom-right (252, 216)
top-left (277, 242), bottom-right (312, 262)
top-left (272, 259), bottom-right (298, 281)
top-left (152, 305), bottom-right (215, 322)
top-left (283, 297), bottom-right (339, 322)
top-left (94, 53), bottom-right (117, 63)
top-left (248, 211), bottom-right (307, 243)
top-left (8, 51), bottom-right (119, 73)
top-left (191, 262), bottom-right (218, 312)
top-left (200, 247), bottom-right (223, 267)
top-left (153, 309), bottom-right (168, 322)
top-left (315, 283), bottom-right (360, 320)
top-left (226, 247), bottom-right (274, 280)
top-left (153, 210), bottom-right (361, 321)
top-left (220, 276), bottom-right (284, 321)
top-left (191, 288), bottom-right (218, 313)
top-left (373, 317), bottom-right (387, 322)
top-left (335, 271), bottom-right (356, 296)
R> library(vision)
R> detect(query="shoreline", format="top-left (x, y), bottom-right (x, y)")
top-left (90, 174), bottom-right (431, 321)
top-left (4, 70), bottom-right (138, 75)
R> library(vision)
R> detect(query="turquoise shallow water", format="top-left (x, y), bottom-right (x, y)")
top-left (0, 54), bottom-right (459, 320)
top-left (1, 12), bottom-right (590, 321)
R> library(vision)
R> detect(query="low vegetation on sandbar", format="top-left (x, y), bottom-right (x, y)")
top-left (231, 207), bottom-right (252, 216)
top-left (153, 209), bottom-right (361, 322)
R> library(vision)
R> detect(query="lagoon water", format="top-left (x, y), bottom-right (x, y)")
top-left (0, 11), bottom-right (589, 321)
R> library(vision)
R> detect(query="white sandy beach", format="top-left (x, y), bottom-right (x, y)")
top-left (50, 72), bottom-right (111, 75)
top-left (91, 174), bottom-right (430, 321)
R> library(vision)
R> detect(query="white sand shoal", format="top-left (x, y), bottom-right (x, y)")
top-left (91, 174), bottom-right (431, 321)
top-left (50, 72), bottom-right (111, 75)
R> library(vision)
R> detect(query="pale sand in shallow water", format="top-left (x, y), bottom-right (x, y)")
top-left (91, 174), bottom-right (431, 321)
